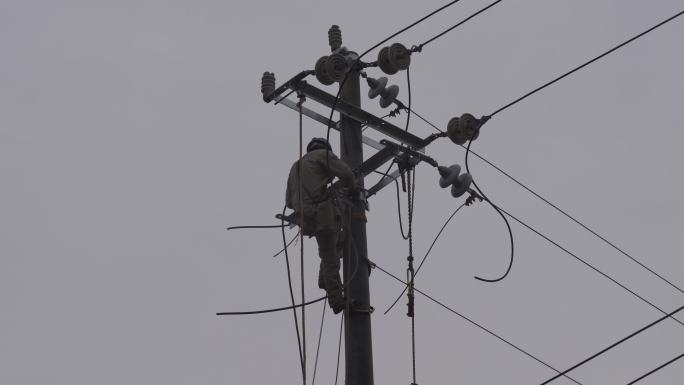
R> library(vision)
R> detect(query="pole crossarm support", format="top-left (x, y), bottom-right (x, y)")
top-left (293, 80), bottom-right (424, 148)
top-left (379, 139), bottom-right (439, 168)
top-left (266, 71), bottom-right (424, 148)
top-left (276, 96), bottom-right (385, 151)
top-left (266, 71), bottom-right (446, 199)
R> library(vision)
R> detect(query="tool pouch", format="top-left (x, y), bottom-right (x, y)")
top-left (300, 200), bottom-right (337, 237)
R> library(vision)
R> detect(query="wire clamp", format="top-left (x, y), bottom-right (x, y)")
top-left (296, 91), bottom-right (306, 108)
top-left (465, 188), bottom-right (484, 206)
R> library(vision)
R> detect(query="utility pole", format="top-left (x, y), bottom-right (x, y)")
top-left (259, 23), bottom-right (480, 385)
top-left (339, 59), bottom-right (374, 385)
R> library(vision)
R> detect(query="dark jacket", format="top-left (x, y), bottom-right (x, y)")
top-left (285, 149), bottom-right (356, 213)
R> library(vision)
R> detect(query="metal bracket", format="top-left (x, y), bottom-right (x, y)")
top-left (268, 71), bottom-right (443, 198)
top-left (275, 96), bottom-right (384, 151)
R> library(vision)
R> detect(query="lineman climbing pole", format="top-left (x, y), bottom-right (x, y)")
top-left (261, 25), bottom-right (483, 385)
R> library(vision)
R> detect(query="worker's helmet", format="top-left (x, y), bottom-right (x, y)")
top-left (307, 137), bottom-right (332, 152)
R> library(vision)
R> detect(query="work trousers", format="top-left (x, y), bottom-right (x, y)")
top-left (316, 230), bottom-right (344, 308)
top-left (299, 199), bottom-right (345, 309)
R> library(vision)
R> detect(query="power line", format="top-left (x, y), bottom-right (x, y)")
top-left (409, 107), bottom-right (684, 302)
top-left (370, 160), bottom-right (409, 240)
top-left (334, 313), bottom-right (344, 385)
top-left (416, 0), bottom-right (504, 50)
top-left (489, 10), bottom-right (684, 117)
top-left (360, 0), bottom-right (464, 58)
top-left (311, 299), bottom-right (327, 385)
top-left (395, 179), bottom-right (410, 240)
top-left (370, 260), bottom-right (582, 385)
top-left (626, 352), bottom-right (684, 385)
top-left (226, 224), bottom-right (288, 231)
top-left (326, 0), bottom-right (469, 173)
top-left (408, 107), bottom-right (443, 133)
top-left (465, 138), bottom-right (514, 282)
top-left (540, 304), bottom-right (684, 384)
top-left (216, 295), bottom-right (327, 316)
top-left (404, 67), bottom-right (412, 132)
top-left (273, 231), bottom-right (300, 258)
top-left (494, 204), bottom-right (684, 328)
top-left (384, 203), bottom-right (466, 314)
top-left (282, 206), bottom-right (305, 375)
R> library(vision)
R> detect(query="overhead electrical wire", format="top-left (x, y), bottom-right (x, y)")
top-left (626, 352), bottom-right (684, 385)
top-left (539, 304), bottom-right (684, 384)
top-left (369, 260), bottom-right (582, 385)
top-left (273, 231), bottom-right (300, 258)
top-left (409, 107), bottom-right (684, 298)
top-left (216, 295), bottom-right (327, 316)
top-left (404, 67), bottom-right (412, 132)
top-left (415, 0), bottom-right (504, 51)
top-left (369, 161), bottom-right (411, 240)
top-left (334, 313), bottom-right (344, 385)
top-left (226, 224), bottom-right (288, 231)
top-left (311, 299), bottom-right (327, 385)
top-left (231, 6), bottom-right (684, 385)
top-left (218, 214), bottom-right (363, 317)
top-left (489, 10), bottom-right (684, 118)
top-left (465, 138), bottom-right (515, 282)
top-left (325, 0), bottom-right (490, 174)
top-left (384, 203), bottom-right (467, 314)
top-left (494, 204), bottom-right (684, 327)
top-left (359, 0), bottom-right (465, 58)
top-left (283, 205), bottom-right (304, 374)
top-left (395, 179), bottom-right (410, 240)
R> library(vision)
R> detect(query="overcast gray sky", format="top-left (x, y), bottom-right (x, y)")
top-left (1, 1), bottom-right (683, 384)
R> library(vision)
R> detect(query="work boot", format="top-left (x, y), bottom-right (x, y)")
top-left (331, 301), bottom-right (345, 315)
top-left (330, 297), bottom-right (361, 315)
top-left (329, 294), bottom-right (346, 314)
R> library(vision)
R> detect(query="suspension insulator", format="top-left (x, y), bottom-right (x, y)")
top-left (328, 25), bottom-right (343, 51)
top-left (367, 76), bottom-right (388, 99)
top-left (379, 85), bottom-right (399, 108)
top-left (447, 113), bottom-right (482, 145)
top-left (377, 46), bottom-right (398, 75)
top-left (438, 164), bottom-right (462, 188)
top-left (366, 76), bottom-right (399, 108)
top-left (451, 173), bottom-right (473, 198)
top-left (438, 164), bottom-right (473, 198)
top-left (325, 53), bottom-right (349, 82)
top-left (261, 71), bottom-right (276, 101)
top-left (315, 56), bottom-right (335, 86)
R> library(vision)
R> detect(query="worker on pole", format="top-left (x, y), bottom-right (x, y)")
top-left (285, 137), bottom-right (358, 314)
